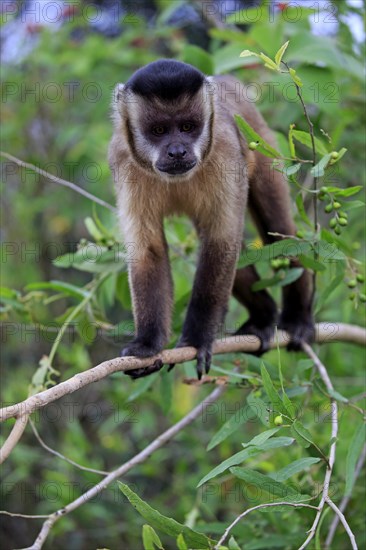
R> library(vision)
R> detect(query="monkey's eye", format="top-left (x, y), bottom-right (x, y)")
top-left (152, 126), bottom-right (167, 136)
top-left (180, 123), bottom-right (195, 133)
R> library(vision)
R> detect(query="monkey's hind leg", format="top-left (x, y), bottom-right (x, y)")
top-left (233, 264), bottom-right (278, 354)
top-left (247, 161), bottom-right (315, 350)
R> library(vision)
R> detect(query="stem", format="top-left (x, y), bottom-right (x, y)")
top-left (21, 384), bottom-right (226, 550)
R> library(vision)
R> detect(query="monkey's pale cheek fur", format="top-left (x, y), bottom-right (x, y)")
top-left (108, 59), bottom-right (314, 379)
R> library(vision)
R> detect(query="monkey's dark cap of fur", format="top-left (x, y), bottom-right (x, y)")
top-left (125, 59), bottom-right (205, 101)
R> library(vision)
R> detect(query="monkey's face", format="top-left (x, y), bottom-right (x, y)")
top-left (124, 94), bottom-right (212, 181)
top-left (146, 113), bottom-right (203, 177)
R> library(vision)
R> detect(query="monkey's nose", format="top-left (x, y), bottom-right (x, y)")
top-left (167, 144), bottom-right (187, 159)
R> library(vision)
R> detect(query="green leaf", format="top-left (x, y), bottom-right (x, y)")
top-left (53, 247), bottom-right (125, 273)
top-left (252, 268), bottom-right (304, 291)
top-left (259, 52), bottom-right (279, 71)
top-left (345, 423), bottom-right (366, 495)
top-left (291, 420), bottom-right (314, 449)
top-left (270, 457), bottom-right (321, 482)
top-left (197, 437), bottom-right (294, 487)
top-left (298, 254), bottom-right (326, 272)
top-left (289, 67), bottom-right (303, 87)
top-left (296, 194), bottom-right (312, 227)
top-left (230, 468), bottom-right (304, 502)
top-left (245, 535), bottom-right (303, 549)
top-left (333, 185), bottom-right (362, 198)
top-left (311, 153), bottom-right (333, 177)
top-left (118, 482), bottom-right (212, 549)
top-left (176, 533), bottom-right (188, 550)
top-left (235, 115), bottom-right (282, 159)
top-left (228, 536), bottom-right (241, 549)
top-left (207, 404), bottom-right (252, 451)
top-left (142, 525), bottom-right (164, 550)
top-left (261, 364), bottom-right (290, 417)
top-left (246, 391), bottom-right (270, 427)
top-left (26, 280), bottom-right (90, 300)
top-left (326, 147), bottom-right (347, 166)
top-left (84, 216), bottom-right (103, 241)
top-left (275, 41), bottom-right (289, 67)
top-left (327, 389), bottom-right (348, 403)
top-left (240, 49), bottom-right (259, 58)
top-left (291, 130), bottom-right (328, 156)
top-left (315, 240), bottom-right (346, 261)
top-left (346, 200), bottom-right (364, 210)
top-left (242, 427), bottom-right (280, 448)
top-left (285, 163), bottom-right (302, 176)
top-left (288, 126), bottom-right (296, 158)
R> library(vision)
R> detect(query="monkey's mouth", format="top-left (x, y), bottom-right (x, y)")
top-left (156, 160), bottom-right (197, 176)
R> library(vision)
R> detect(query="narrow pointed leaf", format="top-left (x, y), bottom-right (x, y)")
top-left (275, 41), bottom-right (290, 66)
top-left (142, 525), bottom-right (163, 550)
top-left (197, 437), bottom-right (294, 487)
top-left (270, 457), bottom-right (321, 482)
top-left (118, 482), bottom-right (212, 548)
top-left (230, 468), bottom-right (305, 501)
top-left (235, 115), bottom-right (282, 158)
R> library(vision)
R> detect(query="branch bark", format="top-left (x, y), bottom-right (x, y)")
top-left (298, 343), bottom-right (359, 550)
top-left (17, 384), bottom-right (226, 550)
top-left (1, 323), bottom-right (364, 426)
top-left (325, 443), bottom-right (366, 548)
top-left (215, 502), bottom-right (319, 549)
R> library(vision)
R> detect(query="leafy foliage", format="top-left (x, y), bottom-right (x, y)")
top-left (1, 2), bottom-right (365, 549)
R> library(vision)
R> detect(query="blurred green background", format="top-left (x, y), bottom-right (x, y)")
top-left (1, 1), bottom-right (365, 549)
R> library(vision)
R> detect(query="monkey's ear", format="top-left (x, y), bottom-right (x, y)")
top-left (114, 83), bottom-right (125, 102)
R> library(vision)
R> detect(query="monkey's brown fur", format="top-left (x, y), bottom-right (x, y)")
top-left (109, 62), bottom-right (314, 378)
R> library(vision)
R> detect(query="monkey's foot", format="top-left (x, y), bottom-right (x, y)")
top-left (168, 340), bottom-right (212, 380)
top-left (235, 318), bottom-right (276, 355)
top-left (121, 342), bottom-right (163, 379)
top-left (278, 315), bottom-right (315, 351)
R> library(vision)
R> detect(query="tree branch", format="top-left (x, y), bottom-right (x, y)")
top-left (13, 384), bottom-right (226, 550)
top-left (1, 323), bottom-right (364, 463)
top-left (325, 443), bottom-right (366, 548)
top-left (215, 502), bottom-right (319, 549)
top-left (299, 343), bottom-right (343, 550)
top-left (0, 414), bottom-right (29, 463)
top-left (0, 151), bottom-right (116, 212)
top-left (325, 498), bottom-right (358, 550)
top-left (29, 418), bottom-right (109, 475)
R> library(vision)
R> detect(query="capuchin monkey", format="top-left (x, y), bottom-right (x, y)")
top-left (109, 59), bottom-right (314, 379)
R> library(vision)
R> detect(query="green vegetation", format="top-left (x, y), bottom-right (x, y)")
top-left (1, 1), bottom-right (365, 549)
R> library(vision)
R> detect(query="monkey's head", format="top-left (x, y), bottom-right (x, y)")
top-left (114, 60), bottom-right (213, 180)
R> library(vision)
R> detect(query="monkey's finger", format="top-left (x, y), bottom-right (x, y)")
top-left (167, 363), bottom-right (176, 372)
top-left (125, 359), bottom-right (164, 379)
top-left (196, 353), bottom-right (205, 380)
top-left (205, 350), bottom-right (212, 374)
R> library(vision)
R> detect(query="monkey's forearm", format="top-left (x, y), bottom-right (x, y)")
top-left (181, 241), bottom-right (238, 347)
top-left (128, 247), bottom-right (173, 353)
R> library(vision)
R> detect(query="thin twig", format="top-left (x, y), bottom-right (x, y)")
top-left (0, 414), bottom-right (29, 463)
top-left (299, 343), bottom-right (338, 550)
top-left (215, 502), bottom-right (319, 549)
top-left (1, 323), bottom-right (365, 430)
top-left (29, 419), bottom-right (109, 476)
top-left (0, 151), bottom-right (116, 213)
top-left (17, 384), bottom-right (226, 550)
top-left (325, 498), bottom-right (358, 550)
top-left (325, 444), bottom-right (366, 548)
top-left (0, 511), bottom-right (50, 519)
